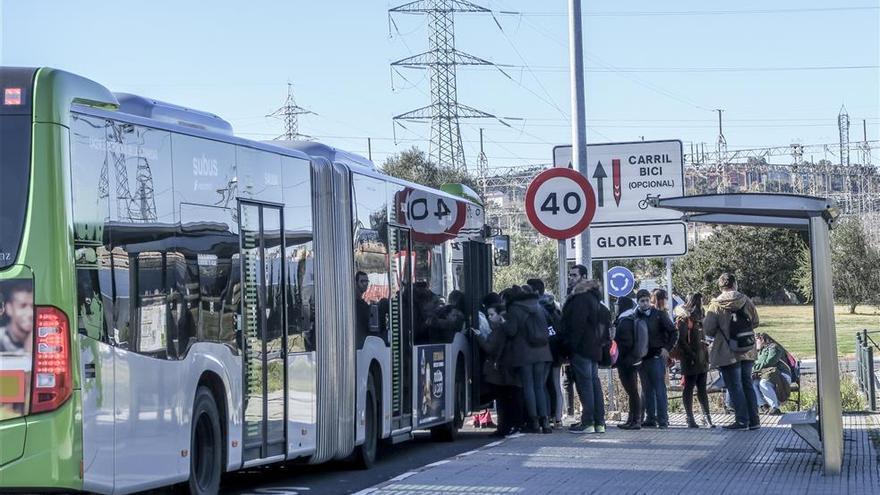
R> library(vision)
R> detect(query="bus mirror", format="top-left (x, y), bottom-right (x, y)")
top-left (493, 235), bottom-right (510, 267)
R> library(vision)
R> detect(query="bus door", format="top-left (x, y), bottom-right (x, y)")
top-left (388, 226), bottom-right (414, 431)
top-left (239, 201), bottom-right (286, 462)
top-left (461, 240), bottom-right (493, 409)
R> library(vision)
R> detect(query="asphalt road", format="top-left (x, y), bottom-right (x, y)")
top-left (217, 428), bottom-right (496, 495)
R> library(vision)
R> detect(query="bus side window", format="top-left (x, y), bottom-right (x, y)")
top-left (74, 248), bottom-right (111, 342)
top-left (282, 156), bottom-right (315, 353)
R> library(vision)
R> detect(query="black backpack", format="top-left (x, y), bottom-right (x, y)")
top-left (727, 307), bottom-right (755, 352)
top-left (526, 323), bottom-right (553, 347)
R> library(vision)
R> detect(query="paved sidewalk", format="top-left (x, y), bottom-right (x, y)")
top-left (365, 413), bottom-right (880, 495)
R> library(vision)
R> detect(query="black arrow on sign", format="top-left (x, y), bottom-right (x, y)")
top-left (592, 160), bottom-right (607, 207)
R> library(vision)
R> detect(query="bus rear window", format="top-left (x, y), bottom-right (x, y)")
top-left (0, 115), bottom-right (31, 269)
top-left (0, 68), bottom-right (35, 270)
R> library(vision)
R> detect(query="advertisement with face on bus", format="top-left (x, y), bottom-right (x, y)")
top-left (0, 279), bottom-right (34, 420)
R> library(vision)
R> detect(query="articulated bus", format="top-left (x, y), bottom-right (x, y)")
top-left (0, 67), bottom-right (498, 494)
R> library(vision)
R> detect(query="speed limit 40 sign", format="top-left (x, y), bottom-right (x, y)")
top-left (525, 168), bottom-right (597, 239)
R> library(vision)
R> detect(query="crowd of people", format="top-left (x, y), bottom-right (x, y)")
top-left (472, 270), bottom-right (797, 436)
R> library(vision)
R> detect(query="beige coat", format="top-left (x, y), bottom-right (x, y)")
top-left (703, 290), bottom-right (760, 368)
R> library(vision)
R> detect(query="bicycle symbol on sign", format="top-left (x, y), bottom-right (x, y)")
top-left (638, 194), bottom-right (661, 210)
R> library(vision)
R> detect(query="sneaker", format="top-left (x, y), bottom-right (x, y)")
top-left (522, 424), bottom-right (540, 434)
top-left (759, 405), bottom-right (770, 414)
top-left (642, 420), bottom-right (657, 428)
top-left (722, 422), bottom-right (749, 431)
top-left (568, 423), bottom-right (596, 434)
top-left (768, 408), bottom-right (782, 416)
top-left (617, 423), bottom-right (641, 430)
top-left (748, 423), bottom-right (761, 430)
top-left (595, 424), bottom-right (606, 434)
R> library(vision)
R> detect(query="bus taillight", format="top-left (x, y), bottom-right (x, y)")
top-left (30, 306), bottom-right (72, 414)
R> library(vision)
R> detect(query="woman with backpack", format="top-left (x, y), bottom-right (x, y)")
top-left (613, 295), bottom-right (644, 429)
top-left (672, 293), bottom-right (715, 428)
top-left (751, 333), bottom-right (793, 415)
top-left (503, 285), bottom-right (554, 434)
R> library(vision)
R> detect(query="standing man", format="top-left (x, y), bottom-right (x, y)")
top-left (704, 273), bottom-right (761, 430)
top-left (561, 265), bottom-right (611, 434)
top-left (0, 282), bottom-right (34, 354)
top-left (639, 289), bottom-right (677, 428)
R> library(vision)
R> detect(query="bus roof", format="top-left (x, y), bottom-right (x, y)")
top-left (27, 66), bottom-right (481, 207)
top-left (268, 140), bottom-right (377, 173)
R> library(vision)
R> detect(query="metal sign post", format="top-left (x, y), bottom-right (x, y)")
top-left (568, 0), bottom-right (591, 278)
top-left (602, 259), bottom-right (615, 409)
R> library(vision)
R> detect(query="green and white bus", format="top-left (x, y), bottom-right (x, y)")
top-left (0, 67), bottom-right (497, 494)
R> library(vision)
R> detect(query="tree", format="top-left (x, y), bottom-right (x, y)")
top-left (381, 147), bottom-right (478, 191)
top-left (672, 226), bottom-right (806, 300)
top-left (493, 232), bottom-right (560, 295)
top-left (794, 217), bottom-right (880, 313)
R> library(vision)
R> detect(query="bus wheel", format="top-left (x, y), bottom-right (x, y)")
top-left (189, 386), bottom-right (222, 495)
top-left (351, 378), bottom-right (378, 469)
top-left (431, 363), bottom-right (465, 442)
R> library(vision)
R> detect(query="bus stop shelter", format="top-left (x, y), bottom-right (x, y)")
top-left (651, 193), bottom-right (844, 475)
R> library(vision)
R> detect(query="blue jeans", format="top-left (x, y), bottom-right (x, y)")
top-left (753, 373), bottom-right (791, 409)
top-left (720, 360), bottom-right (760, 426)
top-left (518, 362), bottom-right (550, 419)
top-left (570, 354), bottom-right (605, 426)
top-left (639, 355), bottom-right (669, 425)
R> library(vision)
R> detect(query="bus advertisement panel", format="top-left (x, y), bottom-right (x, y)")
top-left (0, 278), bottom-right (34, 420)
top-left (417, 344), bottom-right (446, 427)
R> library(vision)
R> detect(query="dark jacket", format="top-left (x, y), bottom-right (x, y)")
top-left (476, 322), bottom-right (520, 387)
top-left (561, 281), bottom-right (611, 363)
top-left (426, 304), bottom-right (465, 344)
top-left (503, 292), bottom-right (553, 368)
top-left (613, 308), bottom-right (641, 367)
top-left (538, 293), bottom-right (564, 366)
top-left (640, 307), bottom-right (676, 359)
top-left (704, 290), bottom-right (760, 367)
top-left (672, 306), bottom-right (709, 375)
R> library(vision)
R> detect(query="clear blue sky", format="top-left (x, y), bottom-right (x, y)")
top-left (2, 0), bottom-right (878, 169)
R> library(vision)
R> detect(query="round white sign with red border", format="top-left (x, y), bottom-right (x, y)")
top-left (525, 167), bottom-right (597, 240)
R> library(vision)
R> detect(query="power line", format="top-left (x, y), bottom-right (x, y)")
top-left (496, 6), bottom-right (879, 17)
top-left (507, 12), bottom-right (714, 112)
top-left (465, 64), bottom-right (880, 73)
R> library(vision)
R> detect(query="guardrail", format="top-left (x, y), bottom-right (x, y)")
top-left (855, 329), bottom-right (880, 411)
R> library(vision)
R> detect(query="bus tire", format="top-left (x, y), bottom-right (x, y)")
top-left (188, 386), bottom-right (223, 495)
top-left (351, 378), bottom-right (379, 469)
top-left (431, 360), bottom-right (465, 442)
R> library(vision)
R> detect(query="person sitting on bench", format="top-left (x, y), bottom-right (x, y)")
top-left (751, 333), bottom-right (793, 415)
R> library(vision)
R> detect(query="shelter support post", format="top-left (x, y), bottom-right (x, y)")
top-left (810, 215), bottom-right (843, 475)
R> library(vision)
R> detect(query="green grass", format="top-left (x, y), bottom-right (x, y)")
top-left (756, 305), bottom-right (880, 358)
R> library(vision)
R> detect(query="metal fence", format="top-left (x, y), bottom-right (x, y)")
top-left (856, 329), bottom-right (880, 411)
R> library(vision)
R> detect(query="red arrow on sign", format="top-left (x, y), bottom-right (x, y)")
top-left (612, 158), bottom-right (622, 206)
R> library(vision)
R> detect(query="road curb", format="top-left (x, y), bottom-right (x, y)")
top-left (352, 433), bottom-right (515, 495)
